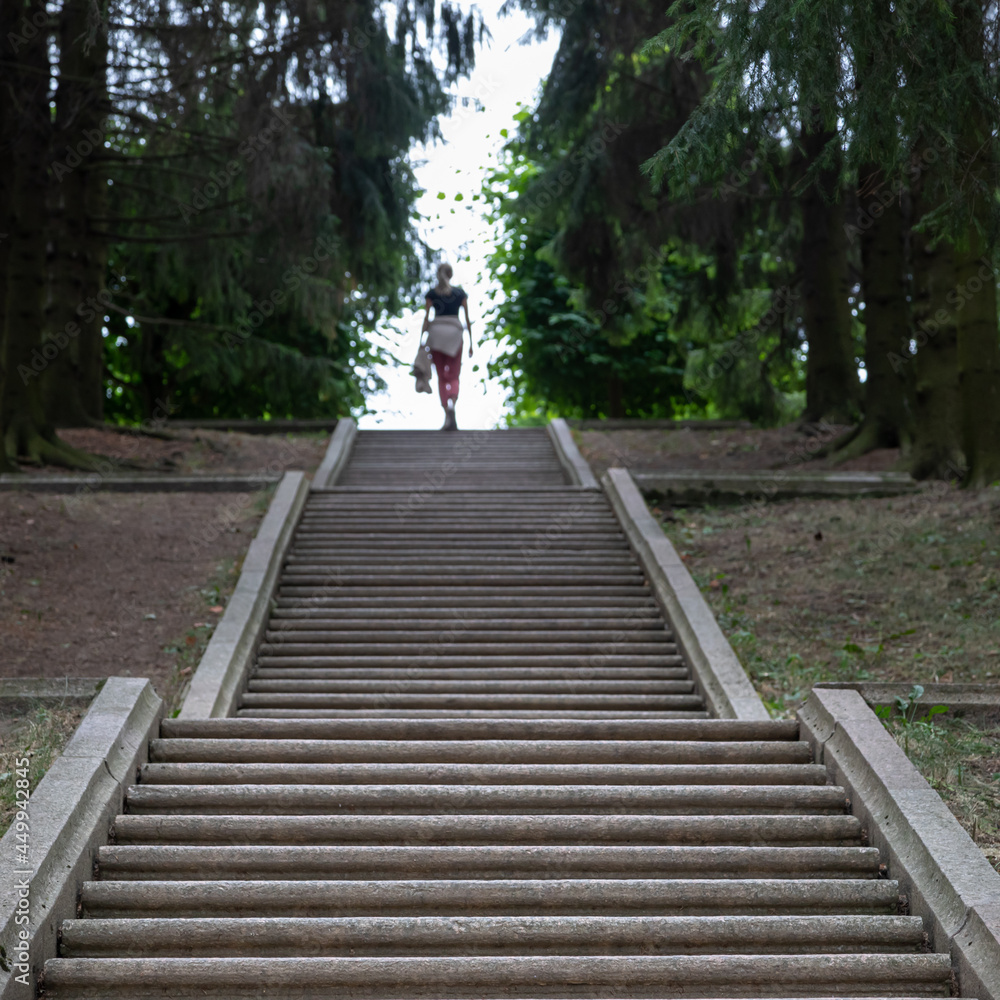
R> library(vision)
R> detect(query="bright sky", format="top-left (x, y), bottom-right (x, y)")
top-left (357, 5), bottom-right (560, 430)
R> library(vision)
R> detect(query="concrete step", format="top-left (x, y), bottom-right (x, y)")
top-left (262, 624), bottom-right (670, 638)
top-left (40, 952), bottom-right (955, 998)
top-left (288, 541), bottom-right (635, 554)
top-left (149, 739), bottom-right (810, 765)
top-left (264, 618), bottom-right (667, 631)
top-left (254, 656), bottom-right (686, 670)
top-left (80, 877), bottom-right (901, 918)
top-left (294, 524), bottom-right (621, 535)
top-left (123, 784), bottom-right (848, 816)
top-left (250, 669), bottom-right (691, 683)
top-left (281, 565), bottom-right (643, 593)
top-left (157, 718), bottom-right (801, 741)
top-left (110, 813), bottom-right (862, 845)
top-left (280, 568), bottom-right (644, 582)
top-left (309, 506), bottom-right (609, 515)
top-left (284, 554), bottom-right (637, 567)
top-left (43, 434), bottom-right (958, 1000)
top-left (337, 468), bottom-right (567, 475)
top-left (250, 667), bottom-right (690, 681)
top-left (137, 763), bottom-right (831, 787)
top-left (321, 484), bottom-right (579, 492)
top-left (244, 679), bottom-right (693, 694)
top-left (273, 596), bottom-right (660, 609)
top-left (294, 527), bottom-right (619, 537)
top-left (256, 641), bottom-right (676, 656)
top-left (236, 694), bottom-right (706, 710)
top-left (297, 511), bottom-right (620, 522)
top-left (290, 533), bottom-right (627, 544)
top-left (268, 607), bottom-right (662, 620)
top-left (277, 586), bottom-right (653, 599)
top-left (312, 508), bottom-right (609, 517)
top-left (59, 914), bottom-right (927, 958)
top-left (236, 709), bottom-right (714, 720)
top-left (97, 844), bottom-right (878, 880)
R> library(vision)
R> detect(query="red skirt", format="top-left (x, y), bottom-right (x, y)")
top-left (430, 348), bottom-right (461, 406)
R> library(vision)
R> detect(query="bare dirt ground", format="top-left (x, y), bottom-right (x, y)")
top-left (576, 423), bottom-right (898, 475)
top-left (11, 426), bottom-right (330, 476)
top-left (0, 491), bottom-right (267, 711)
top-left (590, 423), bottom-right (1000, 869)
top-left (666, 485), bottom-right (1000, 868)
top-left (0, 428), bottom-right (329, 712)
top-left (652, 483), bottom-right (999, 696)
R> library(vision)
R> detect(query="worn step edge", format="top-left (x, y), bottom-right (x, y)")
top-left (96, 844), bottom-right (881, 881)
top-left (79, 877), bottom-right (901, 918)
top-left (40, 953), bottom-right (955, 999)
top-left (58, 914), bottom-right (926, 958)
top-left (0, 679), bottom-right (163, 1000)
top-left (122, 784), bottom-right (848, 816)
top-left (137, 763), bottom-right (831, 786)
top-left (149, 738), bottom-right (811, 765)
top-left (109, 814), bottom-right (862, 846)
top-left (157, 719), bottom-right (799, 739)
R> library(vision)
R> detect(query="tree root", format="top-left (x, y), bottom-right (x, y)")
top-left (908, 447), bottom-right (966, 483)
top-left (99, 422), bottom-right (182, 442)
top-left (830, 421), bottom-right (893, 465)
top-left (809, 424), bottom-right (860, 460)
top-left (5, 420), bottom-right (107, 472)
top-left (811, 419), bottom-right (902, 465)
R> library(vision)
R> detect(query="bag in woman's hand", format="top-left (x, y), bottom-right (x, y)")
top-left (411, 342), bottom-right (432, 394)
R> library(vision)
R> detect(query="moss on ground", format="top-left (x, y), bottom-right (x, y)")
top-left (0, 702), bottom-right (87, 837)
top-left (655, 483), bottom-right (1000, 870)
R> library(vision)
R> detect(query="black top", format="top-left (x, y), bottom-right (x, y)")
top-left (426, 286), bottom-right (467, 317)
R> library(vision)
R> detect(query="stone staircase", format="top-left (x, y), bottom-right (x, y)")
top-left (42, 429), bottom-right (959, 998)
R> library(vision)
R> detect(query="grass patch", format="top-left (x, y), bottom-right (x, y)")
top-left (881, 712), bottom-right (1000, 872)
top-left (0, 702), bottom-right (88, 837)
top-left (654, 485), bottom-right (1000, 868)
top-left (161, 554), bottom-right (244, 716)
top-left (656, 486), bottom-right (1000, 715)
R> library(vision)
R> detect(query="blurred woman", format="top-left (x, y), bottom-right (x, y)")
top-left (421, 263), bottom-right (473, 430)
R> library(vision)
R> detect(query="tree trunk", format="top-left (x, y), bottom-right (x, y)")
top-left (907, 155), bottom-right (964, 481)
top-left (1, 2), bottom-right (97, 469)
top-left (607, 369), bottom-right (624, 418)
top-left (45, 0), bottom-right (110, 427)
top-left (0, 0), bottom-right (16, 470)
top-left (832, 165), bottom-right (913, 462)
top-left (799, 121), bottom-right (860, 424)
top-left (954, 1), bottom-right (1000, 487)
top-left (955, 250), bottom-right (1000, 487)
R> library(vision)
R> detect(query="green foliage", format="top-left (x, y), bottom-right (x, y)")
top-left (482, 158), bottom-right (692, 420)
top-left (644, 0), bottom-right (1000, 243)
top-left (97, 0), bottom-right (485, 423)
top-left (485, 0), bottom-right (807, 424)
